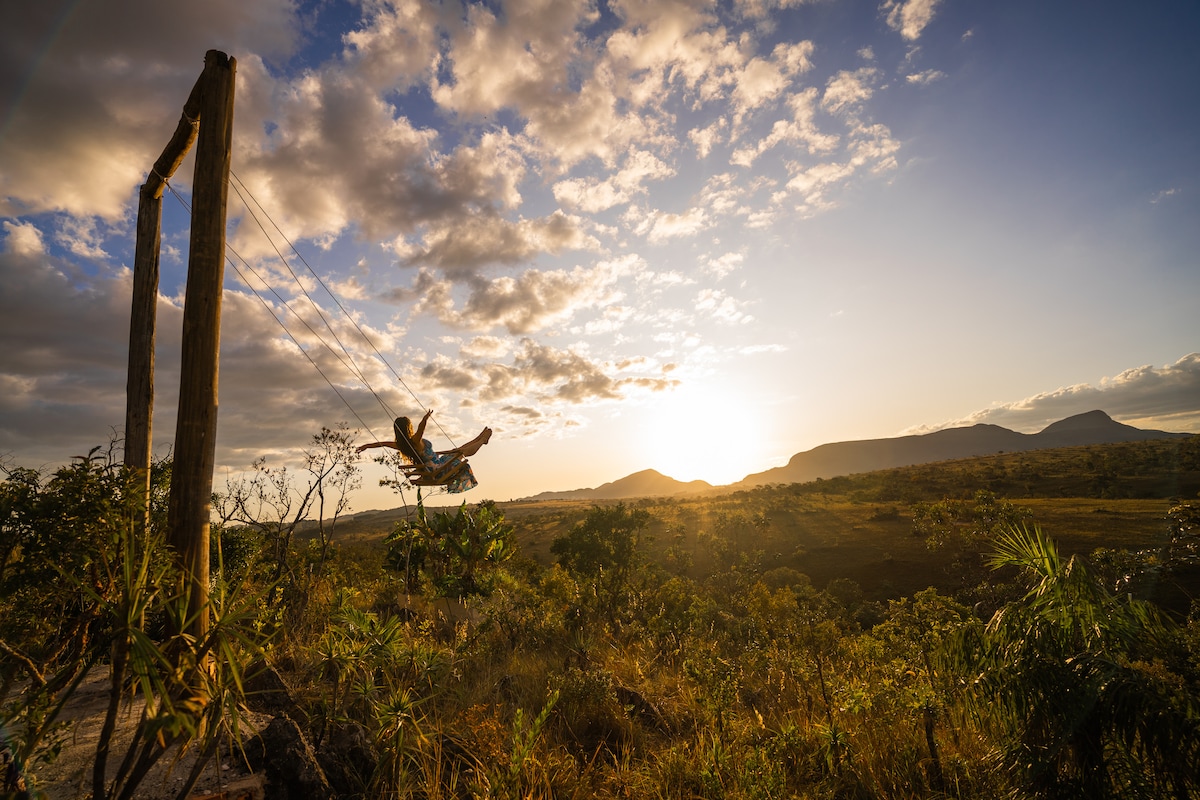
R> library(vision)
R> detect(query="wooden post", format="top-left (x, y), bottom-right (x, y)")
top-left (126, 70), bottom-right (205, 523)
top-left (166, 50), bottom-right (236, 638)
top-left (125, 189), bottom-right (160, 502)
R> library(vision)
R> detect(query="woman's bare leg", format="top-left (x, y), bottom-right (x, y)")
top-left (454, 427), bottom-right (492, 457)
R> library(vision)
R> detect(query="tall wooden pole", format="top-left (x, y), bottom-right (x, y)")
top-left (167, 50), bottom-right (236, 638)
top-left (126, 71), bottom-right (204, 523)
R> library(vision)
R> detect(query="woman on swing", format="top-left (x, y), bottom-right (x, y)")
top-left (357, 410), bottom-right (492, 494)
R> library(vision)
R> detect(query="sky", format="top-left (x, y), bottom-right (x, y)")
top-left (1, 0), bottom-right (1198, 510)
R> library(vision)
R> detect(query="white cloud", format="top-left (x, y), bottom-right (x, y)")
top-left (785, 161), bottom-right (856, 211)
top-left (407, 256), bottom-right (635, 335)
top-left (905, 69), bottom-right (946, 85)
top-left (553, 150), bottom-right (676, 212)
top-left (341, 0), bottom-right (443, 90)
top-left (233, 64), bottom-right (534, 252)
top-left (430, 0), bottom-right (592, 118)
top-left (706, 251), bottom-right (745, 279)
top-left (695, 288), bottom-right (753, 324)
top-left (732, 87), bottom-right (839, 165)
top-left (881, 0), bottom-right (943, 41)
top-left (1151, 188), bottom-right (1180, 204)
top-left (822, 67), bottom-right (878, 115)
top-left (419, 338), bottom-right (676, 409)
top-left (689, 118), bottom-right (728, 158)
top-left (730, 41), bottom-right (815, 125)
top-left (2, 220), bottom-right (46, 256)
top-left (632, 206), bottom-right (711, 243)
top-left (400, 210), bottom-right (599, 278)
top-left (915, 354), bottom-right (1200, 435)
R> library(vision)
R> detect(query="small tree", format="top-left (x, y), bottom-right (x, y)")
top-left (550, 503), bottom-right (651, 625)
top-left (385, 500), bottom-right (514, 600)
top-left (215, 425), bottom-right (360, 606)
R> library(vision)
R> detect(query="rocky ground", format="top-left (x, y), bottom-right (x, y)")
top-left (20, 670), bottom-right (268, 800)
top-left (20, 662), bottom-right (364, 800)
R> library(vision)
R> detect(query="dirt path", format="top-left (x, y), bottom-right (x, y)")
top-left (23, 670), bottom-right (266, 800)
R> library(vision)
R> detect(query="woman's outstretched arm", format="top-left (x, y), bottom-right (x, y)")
top-left (411, 409), bottom-right (434, 446)
top-left (356, 440), bottom-right (396, 453)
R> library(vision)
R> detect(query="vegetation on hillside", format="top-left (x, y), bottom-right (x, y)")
top-left (2, 435), bottom-right (1199, 799)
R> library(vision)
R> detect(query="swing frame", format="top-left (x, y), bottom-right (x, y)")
top-left (391, 425), bottom-right (473, 488)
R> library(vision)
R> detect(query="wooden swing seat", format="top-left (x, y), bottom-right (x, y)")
top-left (399, 458), bottom-right (471, 487)
top-left (392, 434), bottom-right (471, 487)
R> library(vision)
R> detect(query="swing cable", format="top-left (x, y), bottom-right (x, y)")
top-left (226, 175), bottom-right (396, 421)
top-left (161, 171), bottom-right (466, 472)
top-left (226, 168), bottom-right (461, 449)
top-left (162, 180), bottom-right (380, 437)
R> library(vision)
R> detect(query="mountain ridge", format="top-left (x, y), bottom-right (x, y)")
top-left (519, 410), bottom-right (1190, 501)
top-left (521, 468), bottom-right (714, 502)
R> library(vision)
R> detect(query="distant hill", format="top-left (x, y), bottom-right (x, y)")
top-left (520, 411), bottom-right (1188, 501)
top-left (738, 410), bottom-right (1187, 488)
top-left (522, 469), bottom-right (714, 502)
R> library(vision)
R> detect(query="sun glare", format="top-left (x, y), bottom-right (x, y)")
top-left (636, 383), bottom-right (768, 486)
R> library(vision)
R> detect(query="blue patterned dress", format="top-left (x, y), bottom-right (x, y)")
top-left (419, 439), bottom-right (478, 494)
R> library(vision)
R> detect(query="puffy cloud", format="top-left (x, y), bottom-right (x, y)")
top-left (553, 151), bottom-right (676, 213)
top-left (630, 205), bottom-right (710, 243)
top-left (785, 161), bottom-right (856, 212)
top-left (418, 338), bottom-right (677, 409)
top-left (0, 0), bottom-right (298, 219)
top-left (906, 68), bottom-right (946, 85)
top-left (2, 220), bottom-right (45, 256)
top-left (341, 0), bottom-right (443, 90)
top-left (689, 119), bottom-right (728, 158)
top-left (706, 251), bottom-right (745, 279)
top-left (731, 87), bottom-right (839, 165)
top-left (233, 64), bottom-right (532, 251)
top-left (430, 0), bottom-right (594, 118)
top-left (881, 0), bottom-right (943, 41)
top-left (457, 268), bottom-right (620, 335)
top-left (730, 41), bottom-right (815, 125)
top-left (916, 355), bottom-right (1200, 435)
top-left (400, 210), bottom-right (599, 278)
top-left (694, 288), bottom-right (753, 325)
top-left (408, 257), bottom-right (633, 335)
top-left (822, 67), bottom-right (878, 115)
top-left (739, 68), bottom-right (898, 212)
top-left (459, 335), bottom-right (512, 359)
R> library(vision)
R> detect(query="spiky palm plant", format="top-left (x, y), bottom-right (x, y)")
top-left (945, 524), bottom-right (1200, 799)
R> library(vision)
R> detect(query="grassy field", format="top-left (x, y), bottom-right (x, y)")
top-left (8, 435), bottom-right (1198, 799)
top-left (324, 436), bottom-right (1199, 612)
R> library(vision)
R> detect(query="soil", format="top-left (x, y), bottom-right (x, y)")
top-left (20, 670), bottom-right (268, 800)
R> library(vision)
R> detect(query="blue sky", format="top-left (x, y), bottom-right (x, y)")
top-left (2, 0), bottom-right (1197, 508)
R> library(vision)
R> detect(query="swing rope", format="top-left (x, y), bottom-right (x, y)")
top-left (226, 177), bottom-right (395, 419)
top-left (163, 181), bottom-right (381, 437)
top-left (159, 171), bottom-right (465, 495)
top-left (226, 169), bottom-right (461, 450)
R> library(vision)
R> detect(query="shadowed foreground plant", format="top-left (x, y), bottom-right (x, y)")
top-left (945, 524), bottom-right (1200, 798)
top-left (86, 519), bottom-right (269, 800)
top-left (482, 689), bottom-right (559, 800)
top-left (0, 453), bottom-right (268, 800)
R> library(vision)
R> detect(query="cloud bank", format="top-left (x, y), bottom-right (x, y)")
top-left (914, 355), bottom-right (1200, 436)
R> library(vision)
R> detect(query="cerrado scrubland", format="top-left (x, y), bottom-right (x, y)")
top-left (3, 434), bottom-right (1199, 799)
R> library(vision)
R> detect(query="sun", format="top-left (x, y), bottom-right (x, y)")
top-left (635, 382), bottom-right (768, 486)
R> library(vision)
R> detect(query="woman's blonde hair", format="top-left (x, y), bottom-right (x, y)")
top-left (392, 417), bottom-right (422, 463)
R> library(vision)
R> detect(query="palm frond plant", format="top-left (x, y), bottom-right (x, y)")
top-left (944, 524), bottom-right (1200, 798)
